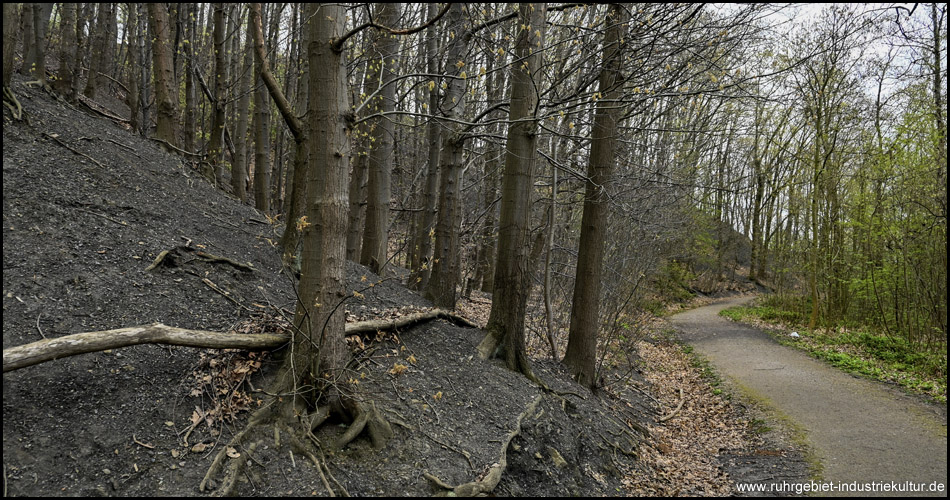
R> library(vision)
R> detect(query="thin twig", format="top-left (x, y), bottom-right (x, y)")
top-left (76, 208), bottom-right (128, 226)
top-left (35, 312), bottom-right (46, 339)
top-left (43, 132), bottom-right (105, 168)
top-left (659, 387), bottom-right (685, 422)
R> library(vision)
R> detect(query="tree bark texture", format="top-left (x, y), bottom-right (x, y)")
top-left (208, 3), bottom-right (228, 186)
top-left (426, 3), bottom-right (470, 309)
top-left (57, 3), bottom-right (77, 98)
top-left (2, 3), bottom-right (16, 88)
top-left (84, 3), bottom-right (113, 98)
top-left (147, 3), bottom-right (180, 148)
top-left (409, 2), bottom-right (443, 292)
top-left (563, 4), bottom-right (628, 389)
top-left (360, 3), bottom-right (402, 276)
top-left (477, 3), bottom-right (546, 379)
top-left (291, 2), bottom-right (351, 412)
top-left (232, 7), bottom-right (253, 202)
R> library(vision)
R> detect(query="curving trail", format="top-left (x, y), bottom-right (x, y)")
top-left (670, 296), bottom-right (947, 497)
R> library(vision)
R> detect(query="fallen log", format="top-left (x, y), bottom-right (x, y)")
top-left (3, 309), bottom-right (477, 373)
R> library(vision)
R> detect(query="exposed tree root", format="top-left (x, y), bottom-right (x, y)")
top-left (332, 401), bottom-right (393, 451)
top-left (425, 394), bottom-right (542, 496)
top-left (3, 323), bottom-right (288, 372)
top-left (3, 309), bottom-right (477, 372)
top-left (3, 86), bottom-right (23, 120)
top-left (476, 326), bottom-right (545, 388)
top-left (198, 359), bottom-right (395, 496)
top-left (146, 245), bottom-right (256, 272)
top-left (199, 398), bottom-right (387, 495)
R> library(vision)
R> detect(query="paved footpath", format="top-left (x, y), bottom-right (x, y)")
top-left (670, 296), bottom-right (947, 497)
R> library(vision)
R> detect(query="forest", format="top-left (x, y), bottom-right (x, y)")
top-left (1, 2), bottom-right (947, 496)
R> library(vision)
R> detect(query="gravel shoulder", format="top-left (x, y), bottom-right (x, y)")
top-left (670, 296), bottom-right (948, 497)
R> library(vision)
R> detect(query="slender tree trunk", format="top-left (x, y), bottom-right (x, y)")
top-left (426, 3), bottom-right (470, 309)
top-left (930, 3), bottom-right (948, 337)
top-left (478, 53), bottom-right (503, 293)
top-left (20, 5), bottom-right (33, 78)
top-left (360, 3), bottom-right (402, 276)
top-left (57, 3), bottom-right (77, 99)
top-left (2, 3), bottom-right (16, 89)
top-left (232, 7), bottom-right (253, 203)
top-left (346, 34), bottom-right (375, 263)
top-left (749, 102), bottom-right (764, 283)
top-left (208, 3), bottom-right (227, 186)
top-left (147, 3), bottom-right (180, 148)
top-left (249, 3), bottom-right (307, 270)
top-left (28, 3), bottom-right (53, 86)
top-left (409, 2), bottom-right (442, 291)
top-left (253, 12), bottom-right (272, 213)
top-left (84, 3), bottom-right (112, 98)
top-left (125, 4), bottom-right (141, 133)
top-left (346, 152), bottom-right (368, 261)
top-left (266, 7), bottom-right (282, 208)
top-left (563, 4), bottom-right (628, 389)
top-left (932, 3), bottom-right (947, 221)
top-left (476, 3), bottom-right (546, 381)
top-left (182, 3), bottom-right (197, 153)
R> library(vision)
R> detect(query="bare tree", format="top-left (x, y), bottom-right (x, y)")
top-left (563, 4), bottom-right (629, 389)
top-left (476, 3), bottom-right (547, 381)
top-left (361, 3), bottom-right (403, 276)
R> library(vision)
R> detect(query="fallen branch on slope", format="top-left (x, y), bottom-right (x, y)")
top-left (3, 309), bottom-right (478, 373)
top-left (658, 387), bottom-right (685, 423)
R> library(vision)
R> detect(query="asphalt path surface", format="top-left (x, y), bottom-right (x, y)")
top-left (670, 296), bottom-right (948, 497)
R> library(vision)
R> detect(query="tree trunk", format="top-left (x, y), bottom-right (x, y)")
top-left (2, 3), bottom-right (16, 89)
top-left (4, 310), bottom-right (474, 373)
top-left (57, 3), bottom-right (77, 99)
top-left (932, 3), bottom-right (947, 222)
top-left (208, 3), bottom-right (228, 186)
top-left (477, 51), bottom-right (504, 294)
top-left (232, 7), bottom-right (253, 203)
top-left (290, 2), bottom-right (352, 415)
top-left (346, 152), bottom-right (368, 261)
top-left (360, 3), bottom-right (402, 276)
top-left (249, 3), bottom-right (308, 270)
top-left (476, 3), bottom-right (546, 381)
top-left (426, 3), bottom-right (470, 309)
top-left (84, 3), bottom-right (113, 99)
top-left (346, 34), bottom-right (375, 263)
top-left (253, 36), bottom-right (272, 212)
top-left (124, 4), bottom-right (141, 133)
top-left (182, 3), bottom-right (198, 153)
top-left (147, 3), bottom-right (180, 148)
top-left (563, 4), bottom-right (628, 389)
top-left (409, 2), bottom-right (442, 291)
top-left (28, 3), bottom-right (53, 86)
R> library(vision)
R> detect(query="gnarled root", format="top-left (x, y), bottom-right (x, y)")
top-left (200, 390), bottom-right (393, 495)
top-left (3, 86), bottom-right (23, 120)
top-left (333, 401), bottom-right (393, 451)
top-left (199, 399), bottom-right (278, 494)
top-left (425, 395), bottom-right (542, 496)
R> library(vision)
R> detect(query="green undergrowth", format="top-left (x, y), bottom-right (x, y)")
top-left (720, 300), bottom-right (947, 403)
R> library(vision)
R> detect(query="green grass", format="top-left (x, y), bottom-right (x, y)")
top-left (720, 302), bottom-right (947, 403)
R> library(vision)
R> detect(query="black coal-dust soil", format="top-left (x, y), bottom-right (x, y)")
top-left (3, 76), bottom-right (807, 496)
